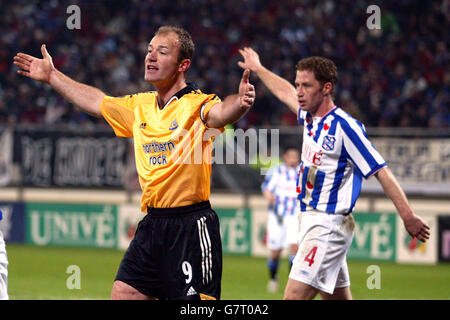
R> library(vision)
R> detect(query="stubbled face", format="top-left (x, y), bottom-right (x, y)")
top-left (145, 32), bottom-right (181, 84)
top-left (295, 70), bottom-right (325, 116)
top-left (283, 149), bottom-right (300, 168)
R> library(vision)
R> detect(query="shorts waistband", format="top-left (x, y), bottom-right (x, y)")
top-left (301, 209), bottom-right (351, 216)
top-left (147, 201), bottom-right (211, 217)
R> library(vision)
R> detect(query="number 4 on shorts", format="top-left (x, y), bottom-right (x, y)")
top-left (304, 246), bottom-right (318, 267)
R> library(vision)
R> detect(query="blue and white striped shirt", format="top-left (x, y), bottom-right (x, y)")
top-left (297, 107), bottom-right (386, 215)
top-left (262, 164), bottom-right (300, 217)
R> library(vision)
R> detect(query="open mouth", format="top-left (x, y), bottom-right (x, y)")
top-left (147, 65), bottom-right (158, 71)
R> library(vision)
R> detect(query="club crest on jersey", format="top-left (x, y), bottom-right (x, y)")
top-left (169, 119), bottom-right (178, 131)
top-left (322, 135), bottom-right (336, 151)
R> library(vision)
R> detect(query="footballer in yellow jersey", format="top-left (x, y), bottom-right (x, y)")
top-left (101, 83), bottom-right (223, 212)
top-left (14, 25), bottom-right (255, 300)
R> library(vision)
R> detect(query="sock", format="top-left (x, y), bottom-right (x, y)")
top-left (267, 259), bottom-right (279, 280)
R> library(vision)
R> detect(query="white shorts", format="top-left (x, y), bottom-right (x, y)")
top-left (0, 229), bottom-right (8, 300)
top-left (266, 212), bottom-right (299, 251)
top-left (289, 210), bottom-right (355, 294)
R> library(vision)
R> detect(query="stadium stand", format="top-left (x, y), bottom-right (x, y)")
top-left (1, 0), bottom-right (448, 129)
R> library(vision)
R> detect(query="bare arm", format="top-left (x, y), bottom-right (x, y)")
top-left (206, 69), bottom-right (255, 128)
top-left (238, 47), bottom-right (299, 115)
top-left (14, 44), bottom-right (105, 118)
top-left (263, 190), bottom-right (276, 206)
top-left (375, 166), bottom-right (430, 242)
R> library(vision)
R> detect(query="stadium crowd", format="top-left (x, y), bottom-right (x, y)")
top-left (1, 0), bottom-right (448, 128)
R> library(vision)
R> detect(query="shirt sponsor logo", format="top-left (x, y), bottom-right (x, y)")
top-left (303, 143), bottom-right (323, 166)
top-left (142, 141), bottom-right (176, 167)
top-left (142, 141), bottom-right (175, 153)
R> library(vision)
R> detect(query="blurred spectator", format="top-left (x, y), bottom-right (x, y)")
top-left (1, 0), bottom-right (448, 128)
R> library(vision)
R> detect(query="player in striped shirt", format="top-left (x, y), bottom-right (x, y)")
top-left (239, 47), bottom-right (430, 300)
top-left (262, 147), bottom-right (300, 293)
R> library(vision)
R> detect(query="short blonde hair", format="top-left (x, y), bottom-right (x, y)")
top-left (155, 25), bottom-right (195, 62)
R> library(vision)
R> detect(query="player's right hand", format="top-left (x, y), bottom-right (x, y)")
top-left (13, 44), bottom-right (55, 83)
top-left (237, 47), bottom-right (262, 73)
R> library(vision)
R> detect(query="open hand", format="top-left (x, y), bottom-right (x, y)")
top-left (239, 69), bottom-right (255, 109)
top-left (13, 44), bottom-right (55, 83)
top-left (238, 47), bottom-right (262, 72)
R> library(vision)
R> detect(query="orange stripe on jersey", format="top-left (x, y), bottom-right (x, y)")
top-left (100, 83), bottom-right (224, 211)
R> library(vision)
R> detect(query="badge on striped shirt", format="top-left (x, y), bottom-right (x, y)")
top-left (322, 135), bottom-right (336, 151)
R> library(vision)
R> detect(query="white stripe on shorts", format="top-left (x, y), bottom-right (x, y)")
top-left (197, 217), bottom-right (212, 285)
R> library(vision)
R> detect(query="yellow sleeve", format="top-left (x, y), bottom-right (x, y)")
top-left (100, 95), bottom-right (136, 137)
top-left (199, 94), bottom-right (225, 132)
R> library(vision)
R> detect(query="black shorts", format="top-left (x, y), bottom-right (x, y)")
top-left (115, 201), bottom-right (222, 300)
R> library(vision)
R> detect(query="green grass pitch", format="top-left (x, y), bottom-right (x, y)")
top-left (6, 244), bottom-right (450, 300)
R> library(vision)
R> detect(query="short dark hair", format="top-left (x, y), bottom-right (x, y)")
top-left (155, 25), bottom-right (195, 62)
top-left (296, 56), bottom-right (338, 98)
top-left (283, 146), bottom-right (300, 155)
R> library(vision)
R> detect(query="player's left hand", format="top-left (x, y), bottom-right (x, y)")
top-left (237, 47), bottom-right (262, 73)
top-left (403, 214), bottom-right (430, 242)
top-left (239, 69), bottom-right (255, 109)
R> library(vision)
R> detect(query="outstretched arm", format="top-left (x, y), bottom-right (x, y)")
top-left (14, 44), bottom-right (105, 118)
top-left (375, 167), bottom-right (430, 242)
top-left (205, 69), bottom-right (255, 128)
top-left (238, 47), bottom-right (299, 115)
